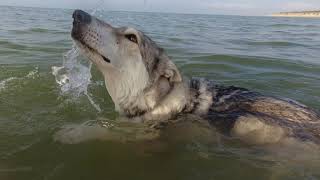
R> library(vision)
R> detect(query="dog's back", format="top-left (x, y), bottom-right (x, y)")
top-left (187, 78), bottom-right (320, 144)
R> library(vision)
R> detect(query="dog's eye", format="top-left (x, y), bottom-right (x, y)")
top-left (125, 34), bottom-right (138, 44)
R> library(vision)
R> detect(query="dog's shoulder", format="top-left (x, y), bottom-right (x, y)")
top-left (188, 77), bottom-right (260, 113)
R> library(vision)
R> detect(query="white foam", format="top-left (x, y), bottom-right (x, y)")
top-left (26, 67), bottom-right (39, 79)
top-left (0, 77), bottom-right (19, 90)
top-left (0, 67), bottom-right (39, 91)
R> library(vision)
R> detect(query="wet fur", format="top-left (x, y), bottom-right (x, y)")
top-left (71, 10), bottom-right (320, 145)
top-left (188, 78), bottom-right (320, 144)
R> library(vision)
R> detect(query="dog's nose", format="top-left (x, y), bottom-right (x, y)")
top-left (73, 10), bottom-right (91, 24)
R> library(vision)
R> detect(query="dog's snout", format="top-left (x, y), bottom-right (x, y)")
top-left (73, 10), bottom-right (91, 24)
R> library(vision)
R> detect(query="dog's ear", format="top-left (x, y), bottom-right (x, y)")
top-left (157, 55), bottom-right (182, 83)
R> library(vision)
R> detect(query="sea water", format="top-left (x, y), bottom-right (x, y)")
top-left (0, 5), bottom-right (320, 180)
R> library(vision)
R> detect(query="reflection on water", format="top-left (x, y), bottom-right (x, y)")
top-left (52, 115), bottom-right (320, 179)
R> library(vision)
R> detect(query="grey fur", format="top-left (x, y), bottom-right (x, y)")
top-left (187, 78), bottom-right (320, 144)
top-left (71, 10), bottom-right (320, 145)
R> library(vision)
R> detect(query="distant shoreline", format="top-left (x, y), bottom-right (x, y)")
top-left (272, 11), bottom-right (320, 18)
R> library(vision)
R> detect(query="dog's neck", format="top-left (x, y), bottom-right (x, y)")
top-left (100, 68), bottom-right (211, 122)
top-left (104, 71), bottom-right (190, 120)
top-left (102, 66), bottom-right (149, 114)
top-left (141, 79), bottom-right (189, 121)
top-left (137, 78), bottom-right (214, 122)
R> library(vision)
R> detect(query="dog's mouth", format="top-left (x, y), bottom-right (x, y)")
top-left (73, 35), bottom-right (111, 63)
top-left (71, 10), bottom-right (111, 63)
top-left (71, 27), bottom-right (111, 63)
top-left (84, 43), bottom-right (111, 63)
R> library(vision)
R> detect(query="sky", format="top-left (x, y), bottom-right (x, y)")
top-left (0, 0), bottom-right (320, 16)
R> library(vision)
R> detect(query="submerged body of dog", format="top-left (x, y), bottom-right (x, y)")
top-left (71, 10), bottom-right (320, 145)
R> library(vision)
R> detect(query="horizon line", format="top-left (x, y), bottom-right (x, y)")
top-left (0, 4), bottom-right (272, 17)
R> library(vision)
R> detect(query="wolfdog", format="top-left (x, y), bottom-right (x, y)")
top-left (71, 10), bottom-right (320, 145)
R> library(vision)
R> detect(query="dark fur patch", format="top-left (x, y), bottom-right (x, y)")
top-left (152, 57), bottom-right (160, 72)
top-left (189, 78), bottom-right (202, 113)
top-left (138, 33), bottom-right (161, 75)
top-left (125, 108), bottom-right (147, 118)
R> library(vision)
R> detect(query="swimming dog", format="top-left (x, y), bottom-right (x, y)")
top-left (71, 10), bottom-right (320, 145)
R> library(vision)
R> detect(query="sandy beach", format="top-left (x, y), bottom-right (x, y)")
top-left (272, 11), bottom-right (320, 18)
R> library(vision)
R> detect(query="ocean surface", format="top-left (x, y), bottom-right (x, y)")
top-left (0, 5), bottom-right (320, 180)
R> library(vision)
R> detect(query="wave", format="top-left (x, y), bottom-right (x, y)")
top-left (0, 67), bottom-right (39, 91)
top-left (0, 77), bottom-right (19, 90)
top-left (0, 40), bottom-right (26, 50)
top-left (229, 39), bottom-right (308, 48)
top-left (247, 41), bottom-right (307, 47)
top-left (269, 24), bottom-right (319, 28)
top-left (183, 54), bottom-right (320, 76)
top-left (10, 28), bottom-right (68, 35)
top-left (0, 39), bottom-right (67, 53)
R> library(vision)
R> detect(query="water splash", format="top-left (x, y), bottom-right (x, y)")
top-left (52, 45), bottom-right (102, 112)
top-left (51, 1), bottom-right (105, 112)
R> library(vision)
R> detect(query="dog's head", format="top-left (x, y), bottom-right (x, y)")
top-left (71, 10), bottom-right (182, 113)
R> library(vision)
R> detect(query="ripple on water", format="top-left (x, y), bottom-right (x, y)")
top-left (230, 39), bottom-right (308, 48)
top-left (10, 28), bottom-right (68, 35)
top-left (0, 67), bottom-right (39, 91)
top-left (0, 39), bottom-right (67, 54)
top-left (269, 24), bottom-right (320, 28)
